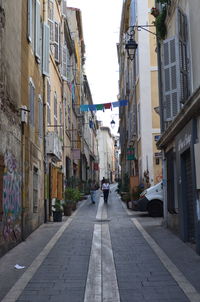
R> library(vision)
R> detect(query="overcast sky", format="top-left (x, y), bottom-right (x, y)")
top-left (67, 0), bottom-right (123, 135)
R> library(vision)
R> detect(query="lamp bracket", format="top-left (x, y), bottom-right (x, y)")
top-left (129, 24), bottom-right (157, 37)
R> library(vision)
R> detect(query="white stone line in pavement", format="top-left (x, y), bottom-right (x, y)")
top-left (102, 223), bottom-right (120, 302)
top-left (132, 218), bottom-right (200, 302)
top-left (85, 194), bottom-right (120, 302)
top-left (96, 196), bottom-right (107, 221)
top-left (2, 200), bottom-right (86, 302)
top-left (84, 224), bottom-right (102, 302)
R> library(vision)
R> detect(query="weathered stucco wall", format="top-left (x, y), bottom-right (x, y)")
top-left (0, 0), bottom-right (22, 255)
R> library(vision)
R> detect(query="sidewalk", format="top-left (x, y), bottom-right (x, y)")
top-left (0, 198), bottom-right (89, 301)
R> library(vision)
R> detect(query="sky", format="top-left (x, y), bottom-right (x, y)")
top-left (67, 0), bottom-right (123, 135)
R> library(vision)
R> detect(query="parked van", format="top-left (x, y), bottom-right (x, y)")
top-left (133, 182), bottom-right (163, 217)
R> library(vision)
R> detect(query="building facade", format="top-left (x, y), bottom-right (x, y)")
top-left (156, 0), bottom-right (200, 254)
top-left (0, 0), bottom-right (99, 256)
top-left (118, 0), bottom-right (162, 195)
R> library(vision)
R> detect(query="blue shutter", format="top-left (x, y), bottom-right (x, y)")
top-left (35, 0), bottom-right (41, 60)
top-left (42, 23), bottom-right (50, 76)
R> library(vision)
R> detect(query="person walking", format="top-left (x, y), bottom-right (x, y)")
top-left (102, 179), bottom-right (110, 203)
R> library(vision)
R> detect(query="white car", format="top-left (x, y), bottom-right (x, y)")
top-left (133, 182), bottom-right (163, 217)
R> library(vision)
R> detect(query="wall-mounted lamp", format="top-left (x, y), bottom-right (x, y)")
top-left (110, 119), bottom-right (116, 129)
top-left (125, 25), bottom-right (156, 61)
top-left (125, 26), bottom-right (138, 61)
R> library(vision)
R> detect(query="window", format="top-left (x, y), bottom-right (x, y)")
top-left (47, 80), bottom-right (51, 125)
top-left (48, 0), bottom-right (54, 43)
top-left (29, 79), bottom-right (35, 126)
top-left (33, 166), bottom-right (39, 213)
top-left (35, 0), bottom-right (41, 60)
top-left (62, 44), bottom-right (67, 79)
top-left (163, 37), bottom-right (180, 122)
top-left (27, 0), bottom-right (41, 61)
top-left (178, 9), bottom-right (189, 103)
top-left (42, 23), bottom-right (50, 76)
top-left (54, 22), bottom-right (60, 62)
top-left (38, 95), bottom-right (43, 138)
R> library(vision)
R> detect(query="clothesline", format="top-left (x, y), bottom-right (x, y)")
top-left (80, 99), bottom-right (128, 112)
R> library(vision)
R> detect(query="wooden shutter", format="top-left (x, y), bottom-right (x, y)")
top-left (35, 0), bottom-right (41, 60)
top-left (57, 172), bottom-right (63, 200)
top-left (51, 166), bottom-right (57, 198)
top-left (163, 37), bottom-right (180, 122)
top-left (27, 0), bottom-right (33, 42)
top-left (42, 23), bottom-right (50, 76)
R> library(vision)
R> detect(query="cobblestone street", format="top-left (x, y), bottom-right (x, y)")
top-left (1, 185), bottom-right (200, 302)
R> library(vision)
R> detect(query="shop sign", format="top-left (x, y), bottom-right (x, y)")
top-left (127, 147), bottom-right (135, 160)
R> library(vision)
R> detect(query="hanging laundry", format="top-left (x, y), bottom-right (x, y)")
top-left (119, 99), bottom-right (128, 106)
top-left (112, 101), bottom-right (120, 108)
top-left (88, 104), bottom-right (96, 111)
top-left (95, 104), bottom-right (104, 110)
top-left (104, 103), bottom-right (112, 109)
top-left (80, 105), bottom-right (89, 112)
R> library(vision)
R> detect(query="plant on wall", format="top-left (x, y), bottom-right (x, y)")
top-left (151, 1), bottom-right (169, 40)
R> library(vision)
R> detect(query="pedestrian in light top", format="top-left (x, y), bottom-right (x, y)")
top-left (102, 179), bottom-right (110, 203)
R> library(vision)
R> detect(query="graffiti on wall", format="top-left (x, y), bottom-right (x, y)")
top-left (2, 150), bottom-right (21, 242)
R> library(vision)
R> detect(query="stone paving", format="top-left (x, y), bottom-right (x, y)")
top-left (1, 186), bottom-right (200, 302)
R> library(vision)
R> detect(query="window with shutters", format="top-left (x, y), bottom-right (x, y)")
top-left (66, 47), bottom-right (72, 82)
top-left (27, 0), bottom-right (33, 43)
top-left (54, 22), bottom-right (60, 62)
top-left (38, 95), bottom-right (43, 138)
top-left (54, 92), bottom-right (58, 132)
top-left (62, 44), bottom-right (67, 80)
top-left (47, 80), bottom-right (51, 125)
top-left (178, 9), bottom-right (189, 103)
top-left (35, 0), bottom-right (41, 60)
top-left (33, 166), bottom-right (39, 213)
top-left (29, 79), bottom-right (35, 126)
top-left (62, 0), bottom-right (67, 16)
top-left (48, 0), bottom-right (54, 43)
top-left (163, 37), bottom-right (180, 124)
top-left (42, 23), bottom-right (50, 76)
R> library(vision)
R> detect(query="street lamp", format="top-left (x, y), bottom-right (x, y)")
top-left (110, 119), bottom-right (115, 128)
top-left (125, 26), bottom-right (138, 61)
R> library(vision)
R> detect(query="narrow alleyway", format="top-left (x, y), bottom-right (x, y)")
top-left (1, 185), bottom-right (200, 302)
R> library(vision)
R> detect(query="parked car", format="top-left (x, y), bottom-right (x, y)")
top-left (133, 182), bottom-right (163, 217)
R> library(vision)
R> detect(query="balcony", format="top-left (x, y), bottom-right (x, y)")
top-left (46, 132), bottom-right (62, 162)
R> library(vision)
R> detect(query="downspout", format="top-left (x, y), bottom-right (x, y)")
top-left (43, 0), bottom-right (48, 222)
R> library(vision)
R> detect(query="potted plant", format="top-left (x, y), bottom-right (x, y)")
top-left (63, 187), bottom-right (80, 215)
top-left (52, 199), bottom-right (63, 222)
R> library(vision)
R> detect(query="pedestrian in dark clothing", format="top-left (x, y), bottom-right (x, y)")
top-left (102, 179), bottom-right (110, 203)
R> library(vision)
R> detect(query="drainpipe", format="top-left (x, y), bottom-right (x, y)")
top-left (43, 0), bottom-right (48, 222)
